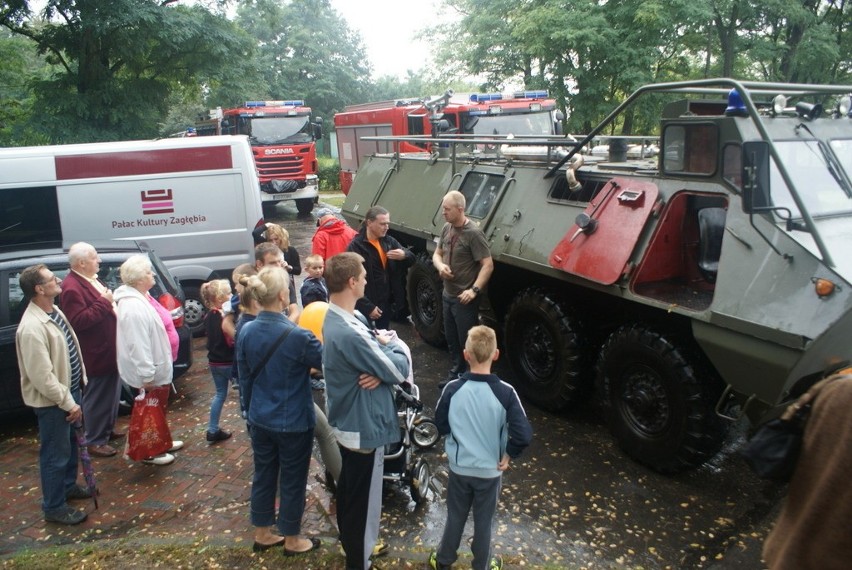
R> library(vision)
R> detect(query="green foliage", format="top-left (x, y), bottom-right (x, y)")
top-left (234, 0), bottom-right (372, 120)
top-left (0, 29), bottom-right (54, 146)
top-left (1, 0), bottom-right (849, 146)
top-left (318, 155), bottom-right (340, 193)
top-left (431, 0), bottom-right (852, 133)
top-left (1, 0), bottom-right (254, 143)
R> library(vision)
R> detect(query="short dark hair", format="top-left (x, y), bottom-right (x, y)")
top-left (325, 252), bottom-right (365, 294)
top-left (255, 242), bottom-right (281, 263)
top-left (364, 205), bottom-right (389, 223)
top-left (19, 264), bottom-right (48, 300)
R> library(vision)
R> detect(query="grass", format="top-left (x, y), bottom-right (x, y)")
top-left (318, 186), bottom-right (345, 208)
top-left (0, 542), bottom-right (414, 569)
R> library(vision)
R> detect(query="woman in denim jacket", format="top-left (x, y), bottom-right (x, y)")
top-left (235, 266), bottom-right (323, 555)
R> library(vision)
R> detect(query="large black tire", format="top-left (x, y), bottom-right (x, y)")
top-left (406, 254), bottom-right (446, 347)
top-left (182, 284), bottom-right (207, 337)
top-left (296, 198), bottom-right (314, 215)
top-left (504, 288), bottom-right (590, 411)
top-left (596, 325), bottom-right (725, 473)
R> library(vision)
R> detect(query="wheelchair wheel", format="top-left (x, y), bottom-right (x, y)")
top-left (411, 418), bottom-right (440, 449)
top-left (410, 458), bottom-right (431, 504)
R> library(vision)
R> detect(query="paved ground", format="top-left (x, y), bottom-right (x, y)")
top-left (0, 201), bottom-right (342, 560)
top-left (0, 337), bottom-right (339, 556)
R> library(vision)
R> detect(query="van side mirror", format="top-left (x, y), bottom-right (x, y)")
top-left (313, 119), bottom-right (323, 140)
top-left (742, 141), bottom-right (771, 213)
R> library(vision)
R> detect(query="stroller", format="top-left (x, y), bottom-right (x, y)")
top-left (383, 383), bottom-right (440, 504)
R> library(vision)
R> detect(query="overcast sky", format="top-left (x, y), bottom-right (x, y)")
top-left (329, 0), bottom-right (451, 79)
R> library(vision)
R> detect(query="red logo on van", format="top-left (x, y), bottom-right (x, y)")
top-left (141, 189), bottom-right (174, 215)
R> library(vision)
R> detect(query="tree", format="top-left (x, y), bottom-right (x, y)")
top-left (0, 0), bottom-right (254, 143)
top-left (0, 28), bottom-right (53, 145)
top-left (234, 0), bottom-right (372, 120)
top-left (433, 0), bottom-right (851, 133)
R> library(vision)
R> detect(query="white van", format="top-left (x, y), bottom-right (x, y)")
top-left (0, 135), bottom-right (264, 333)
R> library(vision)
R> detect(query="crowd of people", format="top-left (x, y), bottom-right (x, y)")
top-left (14, 190), bottom-right (537, 569)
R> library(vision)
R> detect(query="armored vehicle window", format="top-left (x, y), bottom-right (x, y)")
top-left (549, 175), bottom-right (606, 203)
top-left (829, 139), bottom-right (852, 181)
top-left (0, 186), bottom-right (62, 246)
top-left (663, 124), bottom-right (718, 176)
top-left (722, 144), bottom-right (742, 190)
top-left (769, 140), bottom-right (852, 219)
top-left (460, 172), bottom-right (503, 219)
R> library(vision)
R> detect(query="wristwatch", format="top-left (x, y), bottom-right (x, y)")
top-left (471, 285), bottom-right (481, 295)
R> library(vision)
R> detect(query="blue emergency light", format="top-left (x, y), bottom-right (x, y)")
top-left (724, 89), bottom-right (748, 117)
top-left (470, 93), bottom-right (503, 103)
top-left (244, 100), bottom-right (305, 108)
top-left (513, 90), bottom-right (548, 99)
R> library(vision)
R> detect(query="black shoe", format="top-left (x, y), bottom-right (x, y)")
top-left (206, 429), bottom-right (232, 443)
top-left (65, 484), bottom-right (93, 500)
top-left (324, 469), bottom-right (337, 495)
top-left (45, 506), bottom-right (87, 525)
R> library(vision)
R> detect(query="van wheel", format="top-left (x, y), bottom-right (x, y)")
top-left (406, 254), bottom-right (446, 347)
top-left (504, 288), bottom-right (589, 411)
top-left (182, 285), bottom-right (207, 337)
top-left (296, 198), bottom-right (314, 215)
top-left (596, 325), bottom-right (725, 473)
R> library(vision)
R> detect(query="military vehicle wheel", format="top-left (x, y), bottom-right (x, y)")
top-left (504, 288), bottom-right (588, 411)
top-left (296, 198), bottom-right (314, 215)
top-left (597, 325), bottom-right (724, 473)
top-left (406, 254), bottom-right (446, 347)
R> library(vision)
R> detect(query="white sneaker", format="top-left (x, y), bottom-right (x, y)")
top-left (168, 440), bottom-right (184, 452)
top-left (142, 453), bottom-right (175, 466)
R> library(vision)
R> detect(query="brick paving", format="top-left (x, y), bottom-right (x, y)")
top-left (0, 336), bottom-right (338, 556)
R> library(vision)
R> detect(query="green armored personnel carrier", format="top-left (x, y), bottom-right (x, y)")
top-left (342, 78), bottom-right (852, 472)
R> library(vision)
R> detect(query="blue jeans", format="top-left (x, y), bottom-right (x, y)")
top-left (249, 425), bottom-right (313, 535)
top-left (208, 365), bottom-right (231, 432)
top-left (34, 389), bottom-right (81, 514)
top-left (442, 293), bottom-right (481, 376)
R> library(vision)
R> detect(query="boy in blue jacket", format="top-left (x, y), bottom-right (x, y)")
top-left (431, 325), bottom-right (533, 570)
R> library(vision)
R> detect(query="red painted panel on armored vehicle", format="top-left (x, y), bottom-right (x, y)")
top-left (549, 177), bottom-right (659, 285)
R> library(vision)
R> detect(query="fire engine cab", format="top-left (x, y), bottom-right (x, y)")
top-left (197, 100), bottom-right (323, 214)
top-left (334, 91), bottom-right (562, 193)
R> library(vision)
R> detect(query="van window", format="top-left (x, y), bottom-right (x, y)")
top-left (459, 172), bottom-right (503, 219)
top-left (0, 187), bottom-right (62, 246)
top-left (6, 271), bottom-right (26, 325)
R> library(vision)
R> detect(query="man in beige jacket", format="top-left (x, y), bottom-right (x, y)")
top-left (15, 264), bottom-right (90, 525)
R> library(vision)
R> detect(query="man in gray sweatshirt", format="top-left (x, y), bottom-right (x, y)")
top-left (323, 252), bottom-right (409, 570)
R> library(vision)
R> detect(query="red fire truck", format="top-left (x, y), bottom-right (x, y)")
top-left (196, 100), bottom-right (323, 214)
top-left (334, 91), bottom-right (562, 194)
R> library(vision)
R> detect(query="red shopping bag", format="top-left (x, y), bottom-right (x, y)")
top-left (126, 389), bottom-right (173, 461)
